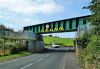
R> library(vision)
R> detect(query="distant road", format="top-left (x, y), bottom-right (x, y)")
top-left (0, 48), bottom-right (81, 69)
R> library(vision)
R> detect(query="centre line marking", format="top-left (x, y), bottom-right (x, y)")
top-left (45, 55), bottom-right (50, 58)
top-left (20, 63), bottom-right (33, 69)
top-left (37, 58), bottom-right (44, 62)
top-left (63, 53), bottom-right (67, 69)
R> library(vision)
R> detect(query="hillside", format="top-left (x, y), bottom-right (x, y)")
top-left (43, 36), bottom-right (74, 46)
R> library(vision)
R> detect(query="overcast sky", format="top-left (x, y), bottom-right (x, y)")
top-left (0, 0), bottom-right (91, 38)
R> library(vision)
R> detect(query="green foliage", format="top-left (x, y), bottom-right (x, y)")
top-left (0, 38), bottom-right (4, 44)
top-left (78, 1), bottom-right (100, 68)
top-left (78, 31), bottom-right (100, 68)
top-left (76, 32), bottom-right (91, 48)
top-left (0, 38), bottom-right (4, 50)
top-left (0, 25), bottom-right (27, 56)
top-left (86, 35), bottom-right (100, 63)
top-left (0, 38), bottom-right (28, 56)
top-left (0, 51), bottom-right (32, 62)
top-left (80, 35), bottom-right (100, 65)
top-left (0, 24), bottom-right (13, 31)
top-left (87, 0), bottom-right (100, 35)
top-left (5, 42), bottom-right (15, 50)
top-left (10, 41), bottom-right (26, 54)
top-left (10, 45), bottom-right (20, 54)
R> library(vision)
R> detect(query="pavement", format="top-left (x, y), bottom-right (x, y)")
top-left (0, 48), bottom-right (82, 69)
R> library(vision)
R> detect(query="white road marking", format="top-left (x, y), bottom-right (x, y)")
top-left (0, 54), bottom-right (50, 69)
top-left (0, 54), bottom-right (37, 65)
top-left (20, 63), bottom-right (33, 69)
top-left (37, 58), bottom-right (44, 62)
top-left (20, 54), bottom-right (50, 69)
top-left (45, 55), bottom-right (50, 58)
top-left (63, 53), bottom-right (67, 69)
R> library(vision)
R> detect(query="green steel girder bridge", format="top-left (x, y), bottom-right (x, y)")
top-left (24, 15), bottom-right (90, 34)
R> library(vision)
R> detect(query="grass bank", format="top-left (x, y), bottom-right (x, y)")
top-left (0, 51), bottom-right (32, 62)
top-left (44, 36), bottom-right (74, 47)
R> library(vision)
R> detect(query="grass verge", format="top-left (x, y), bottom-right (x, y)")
top-left (0, 51), bottom-right (32, 62)
top-left (44, 36), bottom-right (74, 46)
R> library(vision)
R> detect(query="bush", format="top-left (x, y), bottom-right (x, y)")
top-left (11, 41), bottom-right (28, 54)
top-left (11, 45), bottom-right (20, 54)
top-left (0, 38), bottom-right (28, 56)
top-left (0, 38), bottom-right (4, 50)
top-left (79, 35), bottom-right (100, 69)
top-left (76, 32), bottom-right (91, 49)
top-left (11, 42), bottom-right (22, 54)
top-left (86, 35), bottom-right (100, 63)
top-left (19, 46), bottom-right (28, 51)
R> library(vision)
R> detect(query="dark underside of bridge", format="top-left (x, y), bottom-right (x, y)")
top-left (36, 29), bottom-right (77, 34)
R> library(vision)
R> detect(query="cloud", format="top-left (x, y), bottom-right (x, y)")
top-left (0, 0), bottom-right (65, 31)
top-left (21, 18), bottom-right (40, 26)
top-left (0, 0), bottom-right (64, 15)
top-left (2, 18), bottom-right (40, 31)
top-left (0, 15), bottom-right (5, 19)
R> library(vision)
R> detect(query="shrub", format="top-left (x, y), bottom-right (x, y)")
top-left (86, 35), bottom-right (100, 64)
top-left (76, 32), bottom-right (91, 49)
top-left (11, 45), bottom-right (20, 54)
top-left (79, 35), bottom-right (100, 69)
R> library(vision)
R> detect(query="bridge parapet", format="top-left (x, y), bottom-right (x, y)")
top-left (0, 30), bottom-right (36, 40)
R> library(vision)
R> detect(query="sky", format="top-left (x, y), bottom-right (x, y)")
top-left (0, 0), bottom-right (91, 38)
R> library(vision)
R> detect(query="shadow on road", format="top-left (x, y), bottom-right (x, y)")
top-left (37, 47), bottom-right (75, 53)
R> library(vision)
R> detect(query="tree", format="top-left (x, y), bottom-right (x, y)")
top-left (0, 38), bottom-right (4, 50)
top-left (0, 24), bottom-right (7, 30)
top-left (86, 0), bottom-right (100, 35)
top-left (0, 24), bottom-right (14, 31)
top-left (49, 35), bottom-right (53, 37)
top-left (80, 1), bottom-right (100, 68)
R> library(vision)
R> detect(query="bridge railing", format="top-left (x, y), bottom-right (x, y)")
top-left (0, 30), bottom-right (36, 40)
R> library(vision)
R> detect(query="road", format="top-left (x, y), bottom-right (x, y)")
top-left (0, 48), bottom-right (81, 69)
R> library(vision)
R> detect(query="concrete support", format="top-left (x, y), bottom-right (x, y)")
top-left (28, 40), bottom-right (44, 53)
top-left (27, 34), bottom-right (44, 53)
top-left (36, 41), bottom-right (44, 51)
top-left (28, 34), bottom-right (45, 53)
top-left (28, 40), bottom-right (36, 53)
